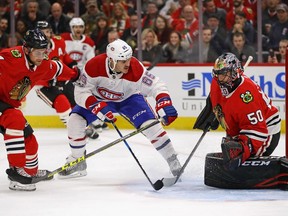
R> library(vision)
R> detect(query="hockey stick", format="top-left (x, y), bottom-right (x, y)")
top-left (162, 127), bottom-right (210, 186)
top-left (244, 56), bottom-right (253, 70)
top-left (32, 120), bottom-right (160, 183)
top-left (111, 121), bottom-right (164, 190)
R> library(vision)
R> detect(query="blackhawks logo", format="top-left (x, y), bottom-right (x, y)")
top-left (9, 76), bottom-right (31, 100)
top-left (240, 91), bottom-right (253, 103)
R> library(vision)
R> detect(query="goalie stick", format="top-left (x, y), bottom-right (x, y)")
top-left (111, 121), bottom-right (164, 191)
top-left (32, 120), bottom-right (160, 183)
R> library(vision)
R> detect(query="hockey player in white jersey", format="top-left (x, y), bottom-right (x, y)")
top-left (61, 17), bottom-right (104, 139)
top-left (59, 39), bottom-right (182, 178)
top-left (61, 17), bottom-right (95, 70)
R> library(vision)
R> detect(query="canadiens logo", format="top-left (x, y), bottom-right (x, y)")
top-left (97, 87), bottom-right (124, 101)
top-left (240, 91), bottom-right (253, 103)
top-left (69, 51), bottom-right (83, 61)
top-left (11, 49), bottom-right (22, 58)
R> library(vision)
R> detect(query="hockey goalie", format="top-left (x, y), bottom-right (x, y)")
top-left (194, 53), bottom-right (288, 190)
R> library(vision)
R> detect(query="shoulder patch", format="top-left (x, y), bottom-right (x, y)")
top-left (11, 49), bottom-right (22, 58)
top-left (53, 35), bottom-right (62, 40)
top-left (240, 91), bottom-right (253, 103)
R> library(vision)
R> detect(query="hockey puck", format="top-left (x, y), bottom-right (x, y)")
top-left (153, 179), bottom-right (164, 190)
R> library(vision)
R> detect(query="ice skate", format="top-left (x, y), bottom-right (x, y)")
top-left (85, 125), bottom-right (99, 139)
top-left (93, 122), bottom-right (109, 133)
top-left (167, 154), bottom-right (182, 177)
top-left (6, 167), bottom-right (36, 191)
top-left (58, 155), bottom-right (87, 179)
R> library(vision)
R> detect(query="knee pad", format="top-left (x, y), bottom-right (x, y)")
top-left (54, 94), bottom-right (72, 112)
top-left (2, 109), bottom-right (26, 130)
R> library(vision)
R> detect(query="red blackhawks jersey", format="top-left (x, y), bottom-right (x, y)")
top-left (37, 35), bottom-right (75, 86)
top-left (74, 53), bottom-right (169, 109)
top-left (0, 46), bottom-right (77, 108)
top-left (210, 76), bottom-right (281, 156)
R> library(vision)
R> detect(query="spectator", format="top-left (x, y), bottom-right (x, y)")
top-left (203, 0), bottom-right (227, 29)
top-left (226, 0), bottom-right (255, 31)
top-left (20, 0), bottom-right (47, 30)
top-left (268, 3), bottom-right (288, 51)
top-left (172, 4), bottom-right (199, 47)
top-left (90, 15), bottom-right (112, 55)
top-left (121, 13), bottom-right (139, 51)
top-left (214, 0), bottom-right (233, 12)
top-left (46, 2), bottom-right (71, 35)
top-left (170, 0), bottom-right (194, 21)
top-left (206, 13), bottom-right (227, 53)
top-left (21, 0), bottom-right (51, 18)
top-left (162, 30), bottom-right (192, 63)
top-left (159, 0), bottom-right (179, 21)
top-left (225, 11), bottom-right (256, 50)
top-left (109, 2), bottom-right (130, 37)
top-left (153, 14), bottom-right (173, 45)
top-left (230, 31), bottom-right (257, 63)
top-left (81, 0), bottom-right (105, 36)
top-left (142, 1), bottom-right (159, 29)
top-left (14, 19), bottom-right (27, 46)
top-left (267, 39), bottom-right (288, 63)
top-left (134, 28), bottom-right (163, 65)
top-left (192, 27), bottom-right (219, 63)
top-left (262, 0), bottom-right (281, 36)
top-left (0, 17), bottom-right (9, 50)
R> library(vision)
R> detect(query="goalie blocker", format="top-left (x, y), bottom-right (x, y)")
top-left (204, 153), bottom-right (288, 190)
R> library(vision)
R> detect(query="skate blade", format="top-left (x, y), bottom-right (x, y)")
top-left (9, 181), bottom-right (36, 191)
top-left (58, 170), bottom-right (87, 179)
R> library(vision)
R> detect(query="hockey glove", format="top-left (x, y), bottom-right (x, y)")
top-left (193, 94), bottom-right (219, 131)
top-left (155, 95), bottom-right (178, 126)
top-left (221, 135), bottom-right (252, 171)
top-left (90, 102), bottom-right (116, 123)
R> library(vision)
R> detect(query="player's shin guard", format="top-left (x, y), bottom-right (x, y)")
top-left (141, 120), bottom-right (182, 176)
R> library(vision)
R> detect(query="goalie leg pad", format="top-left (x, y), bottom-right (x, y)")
top-left (204, 152), bottom-right (288, 190)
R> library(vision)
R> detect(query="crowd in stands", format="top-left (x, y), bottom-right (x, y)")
top-left (0, 0), bottom-right (287, 64)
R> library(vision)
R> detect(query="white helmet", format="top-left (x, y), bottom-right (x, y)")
top-left (69, 17), bottom-right (85, 33)
top-left (106, 39), bottom-right (133, 70)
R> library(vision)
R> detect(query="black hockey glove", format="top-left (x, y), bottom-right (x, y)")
top-left (193, 94), bottom-right (219, 131)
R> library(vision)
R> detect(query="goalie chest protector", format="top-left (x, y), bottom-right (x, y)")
top-left (204, 152), bottom-right (288, 190)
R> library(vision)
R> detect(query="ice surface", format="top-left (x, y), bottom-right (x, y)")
top-left (0, 128), bottom-right (287, 216)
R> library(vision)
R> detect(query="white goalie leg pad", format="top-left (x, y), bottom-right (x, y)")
top-left (67, 113), bottom-right (87, 158)
top-left (9, 181), bottom-right (36, 191)
top-left (141, 120), bottom-right (177, 160)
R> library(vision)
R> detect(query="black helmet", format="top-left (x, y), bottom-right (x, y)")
top-left (36, 21), bottom-right (51, 30)
top-left (23, 28), bottom-right (48, 49)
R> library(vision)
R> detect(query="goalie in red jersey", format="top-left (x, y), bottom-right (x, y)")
top-left (0, 28), bottom-right (79, 191)
top-left (210, 52), bottom-right (281, 170)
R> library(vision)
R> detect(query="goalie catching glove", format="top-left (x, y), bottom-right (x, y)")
top-left (155, 94), bottom-right (178, 126)
top-left (90, 101), bottom-right (116, 123)
top-left (221, 135), bottom-right (253, 171)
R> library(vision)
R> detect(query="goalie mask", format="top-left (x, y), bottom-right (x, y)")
top-left (212, 53), bottom-right (244, 96)
top-left (106, 39), bottom-right (132, 72)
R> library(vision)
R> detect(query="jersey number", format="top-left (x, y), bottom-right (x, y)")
top-left (247, 110), bottom-right (264, 125)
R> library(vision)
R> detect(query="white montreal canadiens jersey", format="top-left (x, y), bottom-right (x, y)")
top-left (74, 54), bottom-right (169, 109)
top-left (61, 33), bottom-right (95, 70)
